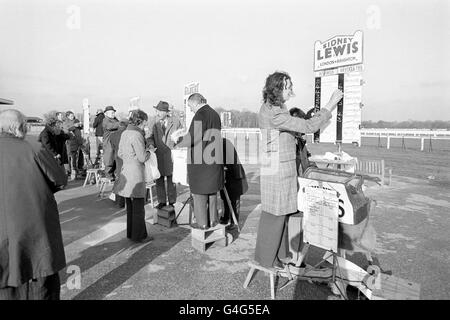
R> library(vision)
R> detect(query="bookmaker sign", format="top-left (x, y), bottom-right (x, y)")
top-left (314, 30), bottom-right (363, 71)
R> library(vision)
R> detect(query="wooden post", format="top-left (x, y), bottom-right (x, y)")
top-left (421, 137), bottom-right (424, 151)
top-left (387, 136), bottom-right (390, 149)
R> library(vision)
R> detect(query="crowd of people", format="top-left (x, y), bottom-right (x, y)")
top-left (0, 70), bottom-right (342, 300)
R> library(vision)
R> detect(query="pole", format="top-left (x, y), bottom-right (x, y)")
top-left (336, 73), bottom-right (344, 153)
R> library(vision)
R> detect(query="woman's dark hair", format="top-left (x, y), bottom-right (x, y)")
top-left (46, 117), bottom-right (58, 127)
top-left (129, 109), bottom-right (148, 126)
top-left (263, 71), bottom-right (291, 106)
top-left (289, 107), bottom-right (307, 119)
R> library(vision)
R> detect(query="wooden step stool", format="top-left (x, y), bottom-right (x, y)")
top-left (191, 224), bottom-right (227, 252)
top-left (243, 261), bottom-right (293, 300)
top-left (98, 177), bottom-right (114, 198)
top-left (157, 205), bottom-right (177, 228)
top-left (145, 182), bottom-right (156, 208)
top-left (83, 169), bottom-right (100, 187)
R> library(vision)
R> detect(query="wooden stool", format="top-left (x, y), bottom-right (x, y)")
top-left (243, 261), bottom-right (293, 300)
top-left (145, 182), bottom-right (156, 208)
top-left (98, 177), bottom-right (114, 198)
top-left (83, 169), bottom-right (100, 187)
top-left (191, 224), bottom-right (227, 252)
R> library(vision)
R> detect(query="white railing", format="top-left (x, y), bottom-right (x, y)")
top-left (360, 128), bottom-right (450, 138)
top-left (221, 128), bottom-right (450, 151)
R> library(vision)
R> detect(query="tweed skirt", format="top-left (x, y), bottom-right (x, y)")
top-left (260, 159), bottom-right (298, 216)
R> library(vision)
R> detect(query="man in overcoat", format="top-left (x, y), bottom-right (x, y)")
top-left (147, 101), bottom-right (184, 208)
top-left (255, 71), bottom-right (343, 269)
top-left (0, 109), bottom-right (67, 300)
top-left (102, 106), bottom-right (120, 179)
top-left (174, 93), bottom-right (224, 229)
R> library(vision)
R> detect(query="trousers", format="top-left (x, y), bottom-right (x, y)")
top-left (192, 193), bottom-right (218, 228)
top-left (156, 175), bottom-right (177, 205)
top-left (125, 197), bottom-right (148, 242)
top-left (254, 211), bottom-right (291, 268)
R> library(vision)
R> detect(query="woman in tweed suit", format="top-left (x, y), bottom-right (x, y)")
top-left (255, 71), bottom-right (343, 268)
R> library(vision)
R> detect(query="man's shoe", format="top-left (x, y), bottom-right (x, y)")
top-left (210, 221), bottom-right (219, 228)
top-left (156, 203), bottom-right (165, 209)
top-left (168, 202), bottom-right (175, 207)
top-left (190, 223), bottom-right (208, 230)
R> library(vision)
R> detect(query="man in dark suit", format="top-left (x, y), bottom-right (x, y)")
top-left (147, 101), bottom-right (184, 209)
top-left (174, 93), bottom-right (224, 229)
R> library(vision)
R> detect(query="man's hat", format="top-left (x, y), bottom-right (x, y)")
top-left (154, 101), bottom-right (170, 112)
top-left (104, 106), bottom-right (116, 112)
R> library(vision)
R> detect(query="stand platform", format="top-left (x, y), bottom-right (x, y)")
top-left (191, 224), bottom-right (227, 252)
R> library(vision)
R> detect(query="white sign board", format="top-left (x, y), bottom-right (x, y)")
top-left (129, 96), bottom-right (140, 112)
top-left (317, 73), bottom-right (362, 145)
top-left (314, 30), bottom-right (363, 71)
top-left (298, 177), bottom-right (355, 225)
top-left (301, 181), bottom-right (339, 253)
top-left (172, 148), bottom-right (188, 185)
top-left (184, 82), bottom-right (199, 129)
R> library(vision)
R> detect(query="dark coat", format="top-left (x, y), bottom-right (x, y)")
top-left (92, 113), bottom-right (105, 137)
top-left (147, 116), bottom-right (183, 176)
top-left (222, 138), bottom-right (248, 200)
top-left (38, 125), bottom-right (59, 157)
top-left (55, 131), bottom-right (70, 165)
top-left (110, 126), bottom-right (126, 178)
top-left (295, 135), bottom-right (316, 175)
top-left (0, 133), bottom-right (67, 288)
top-left (102, 117), bottom-right (120, 167)
top-left (177, 105), bottom-right (224, 194)
top-left (62, 119), bottom-right (83, 152)
top-left (102, 116), bottom-right (120, 143)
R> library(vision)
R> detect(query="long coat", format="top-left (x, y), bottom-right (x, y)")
top-left (114, 125), bottom-right (151, 199)
top-left (222, 138), bottom-right (248, 199)
top-left (38, 125), bottom-right (59, 157)
top-left (102, 116), bottom-right (120, 167)
top-left (92, 113), bottom-right (105, 137)
top-left (147, 116), bottom-right (183, 176)
top-left (258, 102), bottom-right (332, 216)
top-left (62, 119), bottom-right (83, 153)
top-left (0, 133), bottom-right (67, 288)
top-left (177, 105), bottom-right (224, 195)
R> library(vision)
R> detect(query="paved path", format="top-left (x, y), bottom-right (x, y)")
top-left (56, 166), bottom-right (450, 300)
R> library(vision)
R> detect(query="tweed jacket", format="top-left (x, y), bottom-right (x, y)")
top-left (259, 102), bottom-right (332, 216)
top-left (146, 115), bottom-right (183, 176)
top-left (114, 125), bottom-right (151, 198)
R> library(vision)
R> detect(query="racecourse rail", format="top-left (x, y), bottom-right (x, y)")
top-left (28, 125), bottom-right (450, 153)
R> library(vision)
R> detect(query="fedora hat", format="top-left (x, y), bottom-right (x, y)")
top-left (154, 101), bottom-right (170, 112)
top-left (104, 106), bottom-right (116, 112)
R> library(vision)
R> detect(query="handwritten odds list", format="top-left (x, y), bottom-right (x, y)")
top-left (303, 184), bottom-right (339, 253)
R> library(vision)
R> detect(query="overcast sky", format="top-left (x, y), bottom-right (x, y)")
top-left (0, 0), bottom-right (449, 121)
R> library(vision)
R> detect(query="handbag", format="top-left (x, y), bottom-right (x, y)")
top-left (144, 151), bottom-right (161, 182)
